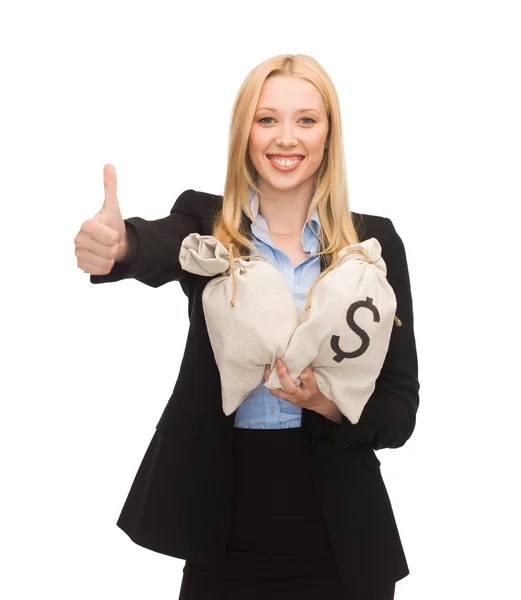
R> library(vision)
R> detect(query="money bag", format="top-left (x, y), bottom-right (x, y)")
top-left (179, 232), bottom-right (299, 416)
top-left (264, 237), bottom-right (399, 425)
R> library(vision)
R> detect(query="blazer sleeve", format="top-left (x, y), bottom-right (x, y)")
top-left (331, 217), bottom-right (420, 450)
top-left (89, 189), bottom-right (204, 288)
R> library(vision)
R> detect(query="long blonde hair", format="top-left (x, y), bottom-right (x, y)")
top-left (211, 53), bottom-right (401, 325)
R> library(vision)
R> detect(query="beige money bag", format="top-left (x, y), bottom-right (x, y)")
top-left (179, 232), bottom-right (299, 416)
top-left (264, 237), bottom-right (399, 425)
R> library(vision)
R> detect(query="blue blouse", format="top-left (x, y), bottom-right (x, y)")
top-left (234, 186), bottom-right (322, 429)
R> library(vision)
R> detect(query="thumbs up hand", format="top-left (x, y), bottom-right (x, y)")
top-left (74, 164), bottom-right (130, 275)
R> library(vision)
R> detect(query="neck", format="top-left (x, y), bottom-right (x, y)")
top-left (256, 178), bottom-right (315, 238)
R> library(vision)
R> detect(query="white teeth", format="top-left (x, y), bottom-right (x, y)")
top-left (269, 156), bottom-right (303, 166)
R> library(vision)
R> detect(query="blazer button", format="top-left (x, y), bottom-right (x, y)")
top-left (304, 433), bottom-right (313, 445)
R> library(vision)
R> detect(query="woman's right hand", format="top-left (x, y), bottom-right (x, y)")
top-left (74, 164), bottom-right (129, 275)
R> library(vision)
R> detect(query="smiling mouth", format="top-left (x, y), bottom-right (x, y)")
top-left (266, 154), bottom-right (305, 158)
top-left (266, 155), bottom-right (305, 166)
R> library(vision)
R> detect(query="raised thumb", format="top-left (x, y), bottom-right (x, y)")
top-left (101, 163), bottom-right (121, 218)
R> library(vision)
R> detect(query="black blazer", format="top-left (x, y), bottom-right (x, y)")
top-left (90, 189), bottom-right (420, 596)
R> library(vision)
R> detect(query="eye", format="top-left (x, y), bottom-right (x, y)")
top-left (258, 117), bottom-right (316, 125)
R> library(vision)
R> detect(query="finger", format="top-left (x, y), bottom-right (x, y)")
top-left (78, 255), bottom-right (114, 275)
top-left (102, 163), bottom-right (119, 214)
top-left (299, 365), bottom-right (312, 382)
top-left (269, 388), bottom-right (293, 403)
top-left (82, 218), bottom-right (120, 247)
top-left (75, 245), bottom-right (117, 267)
top-left (276, 359), bottom-right (298, 394)
top-left (298, 365), bottom-right (317, 394)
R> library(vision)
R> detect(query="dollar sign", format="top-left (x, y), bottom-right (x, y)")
top-left (330, 296), bottom-right (381, 362)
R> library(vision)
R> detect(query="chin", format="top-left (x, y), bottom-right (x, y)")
top-left (263, 178), bottom-right (301, 190)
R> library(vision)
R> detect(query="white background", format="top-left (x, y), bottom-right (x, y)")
top-left (2, 1), bottom-right (520, 598)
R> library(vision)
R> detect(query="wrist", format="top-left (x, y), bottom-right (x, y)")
top-left (116, 224), bottom-right (137, 264)
top-left (115, 233), bottom-right (128, 263)
top-left (314, 393), bottom-right (342, 425)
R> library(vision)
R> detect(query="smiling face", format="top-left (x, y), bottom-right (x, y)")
top-left (248, 75), bottom-right (329, 193)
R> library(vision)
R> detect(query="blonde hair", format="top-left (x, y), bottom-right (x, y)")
top-left (211, 53), bottom-right (401, 326)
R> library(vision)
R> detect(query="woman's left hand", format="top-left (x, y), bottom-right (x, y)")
top-left (263, 359), bottom-right (323, 411)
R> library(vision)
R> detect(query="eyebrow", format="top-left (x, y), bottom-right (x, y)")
top-left (255, 107), bottom-right (320, 115)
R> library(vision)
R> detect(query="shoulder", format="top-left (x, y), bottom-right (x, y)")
top-left (351, 210), bottom-right (408, 268)
top-left (191, 190), bottom-right (223, 205)
top-left (172, 189), bottom-right (222, 209)
top-left (351, 209), bottom-right (400, 241)
top-left (351, 210), bottom-right (390, 241)
top-left (171, 189), bottom-right (223, 226)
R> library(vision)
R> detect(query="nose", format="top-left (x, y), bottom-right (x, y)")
top-left (275, 122), bottom-right (298, 147)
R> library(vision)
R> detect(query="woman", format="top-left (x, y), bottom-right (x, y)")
top-left (75, 53), bottom-right (419, 599)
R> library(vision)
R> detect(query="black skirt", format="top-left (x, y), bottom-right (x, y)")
top-left (179, 427), bottom-right (395, 600)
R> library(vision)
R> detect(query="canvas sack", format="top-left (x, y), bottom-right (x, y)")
top-left (264, 237), bottom-right (399, 425)
top-left (179, 232), bottom-right (299, 416)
